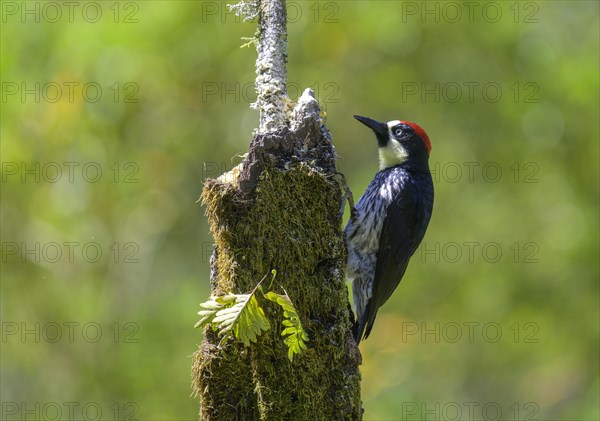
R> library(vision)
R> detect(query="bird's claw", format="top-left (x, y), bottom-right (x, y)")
top-left (335, 172), bottom-right (355, 221)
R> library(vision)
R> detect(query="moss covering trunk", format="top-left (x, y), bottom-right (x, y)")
top-left (192, 92), bottom-right (362, 419)
top-left (192, 1), bottom-right (361, 418)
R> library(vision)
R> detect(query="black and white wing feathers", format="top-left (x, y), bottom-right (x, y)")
top-left (354, 178), bottom-right (433, 342)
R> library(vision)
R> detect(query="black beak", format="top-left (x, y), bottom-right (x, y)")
top-left (354, 115), bottom-right (388, 136)
top-left (354, 115), bottom-right (389, 146)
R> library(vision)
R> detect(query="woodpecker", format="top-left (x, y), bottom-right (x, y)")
top-left (345, 115), bottom-right (434, 344)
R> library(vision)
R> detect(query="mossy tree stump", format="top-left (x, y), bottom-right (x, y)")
top-left (192, 0), bottom-right (361, 418)
top-left (192, 91), bottom-right (361, 420)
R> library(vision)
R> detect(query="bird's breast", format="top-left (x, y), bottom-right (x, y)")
top-left (345, 169), bottom-right (407, 254)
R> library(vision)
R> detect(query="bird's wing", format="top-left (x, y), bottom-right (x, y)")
top-left (356, 185), bottom-right (431, 342)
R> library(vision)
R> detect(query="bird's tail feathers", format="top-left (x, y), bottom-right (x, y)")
top-left (353, 301), bottom-right (379, 345)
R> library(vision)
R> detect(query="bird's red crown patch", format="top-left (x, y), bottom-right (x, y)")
top-left (404, 121), bottom-right (431, 155)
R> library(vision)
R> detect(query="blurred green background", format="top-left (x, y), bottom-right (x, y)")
top-left (1, 1), bottom-right (598, 420)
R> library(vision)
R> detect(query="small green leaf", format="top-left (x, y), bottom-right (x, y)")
top-left (194, 296), bottom-right (226, 328)
top-left (196, 288), bottom-right (271, 347)
top-left (265, 290), bottom-right (309, 361)
top-left (195, 282), bottom-right (272, 348)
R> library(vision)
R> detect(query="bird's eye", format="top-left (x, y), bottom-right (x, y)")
top-left (393, 127), bottom-right (402, 137)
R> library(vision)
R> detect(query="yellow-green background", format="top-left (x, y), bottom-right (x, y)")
top-left (1, 1), bottom-right (598, 420)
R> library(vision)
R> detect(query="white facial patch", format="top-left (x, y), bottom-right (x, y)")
top-left (378, 121), bottom-right (408, 169)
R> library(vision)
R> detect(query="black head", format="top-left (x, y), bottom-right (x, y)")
top-left (354, 115), bottom-right (431, 169)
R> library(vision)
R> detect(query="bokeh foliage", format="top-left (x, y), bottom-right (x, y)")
top-left (1, 1), bottom-right (598, 419)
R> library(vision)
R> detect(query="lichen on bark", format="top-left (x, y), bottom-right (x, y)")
top-left (230, 0), bottom-right (290, 133)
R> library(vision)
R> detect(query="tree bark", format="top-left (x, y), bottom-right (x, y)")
top-left (192, 1), bottom-right (362, 419)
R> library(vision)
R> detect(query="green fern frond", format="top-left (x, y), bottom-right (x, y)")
top-left (195, 290), bottom-right (270, 346)
top-left (265, 291), bottom-right (309, 361)
top-left (194, 295), bottom-right (236, 329)
top-left (195, 271), bottom-right (307, 358)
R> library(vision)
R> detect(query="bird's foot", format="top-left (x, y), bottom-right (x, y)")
top-left (335, 172), bottom-right (356, 221)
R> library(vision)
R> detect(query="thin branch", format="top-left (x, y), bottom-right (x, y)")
top-left (230, 0), bottom-right (289, 133)
top-left (255, 0), bottom-right (288, 132)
